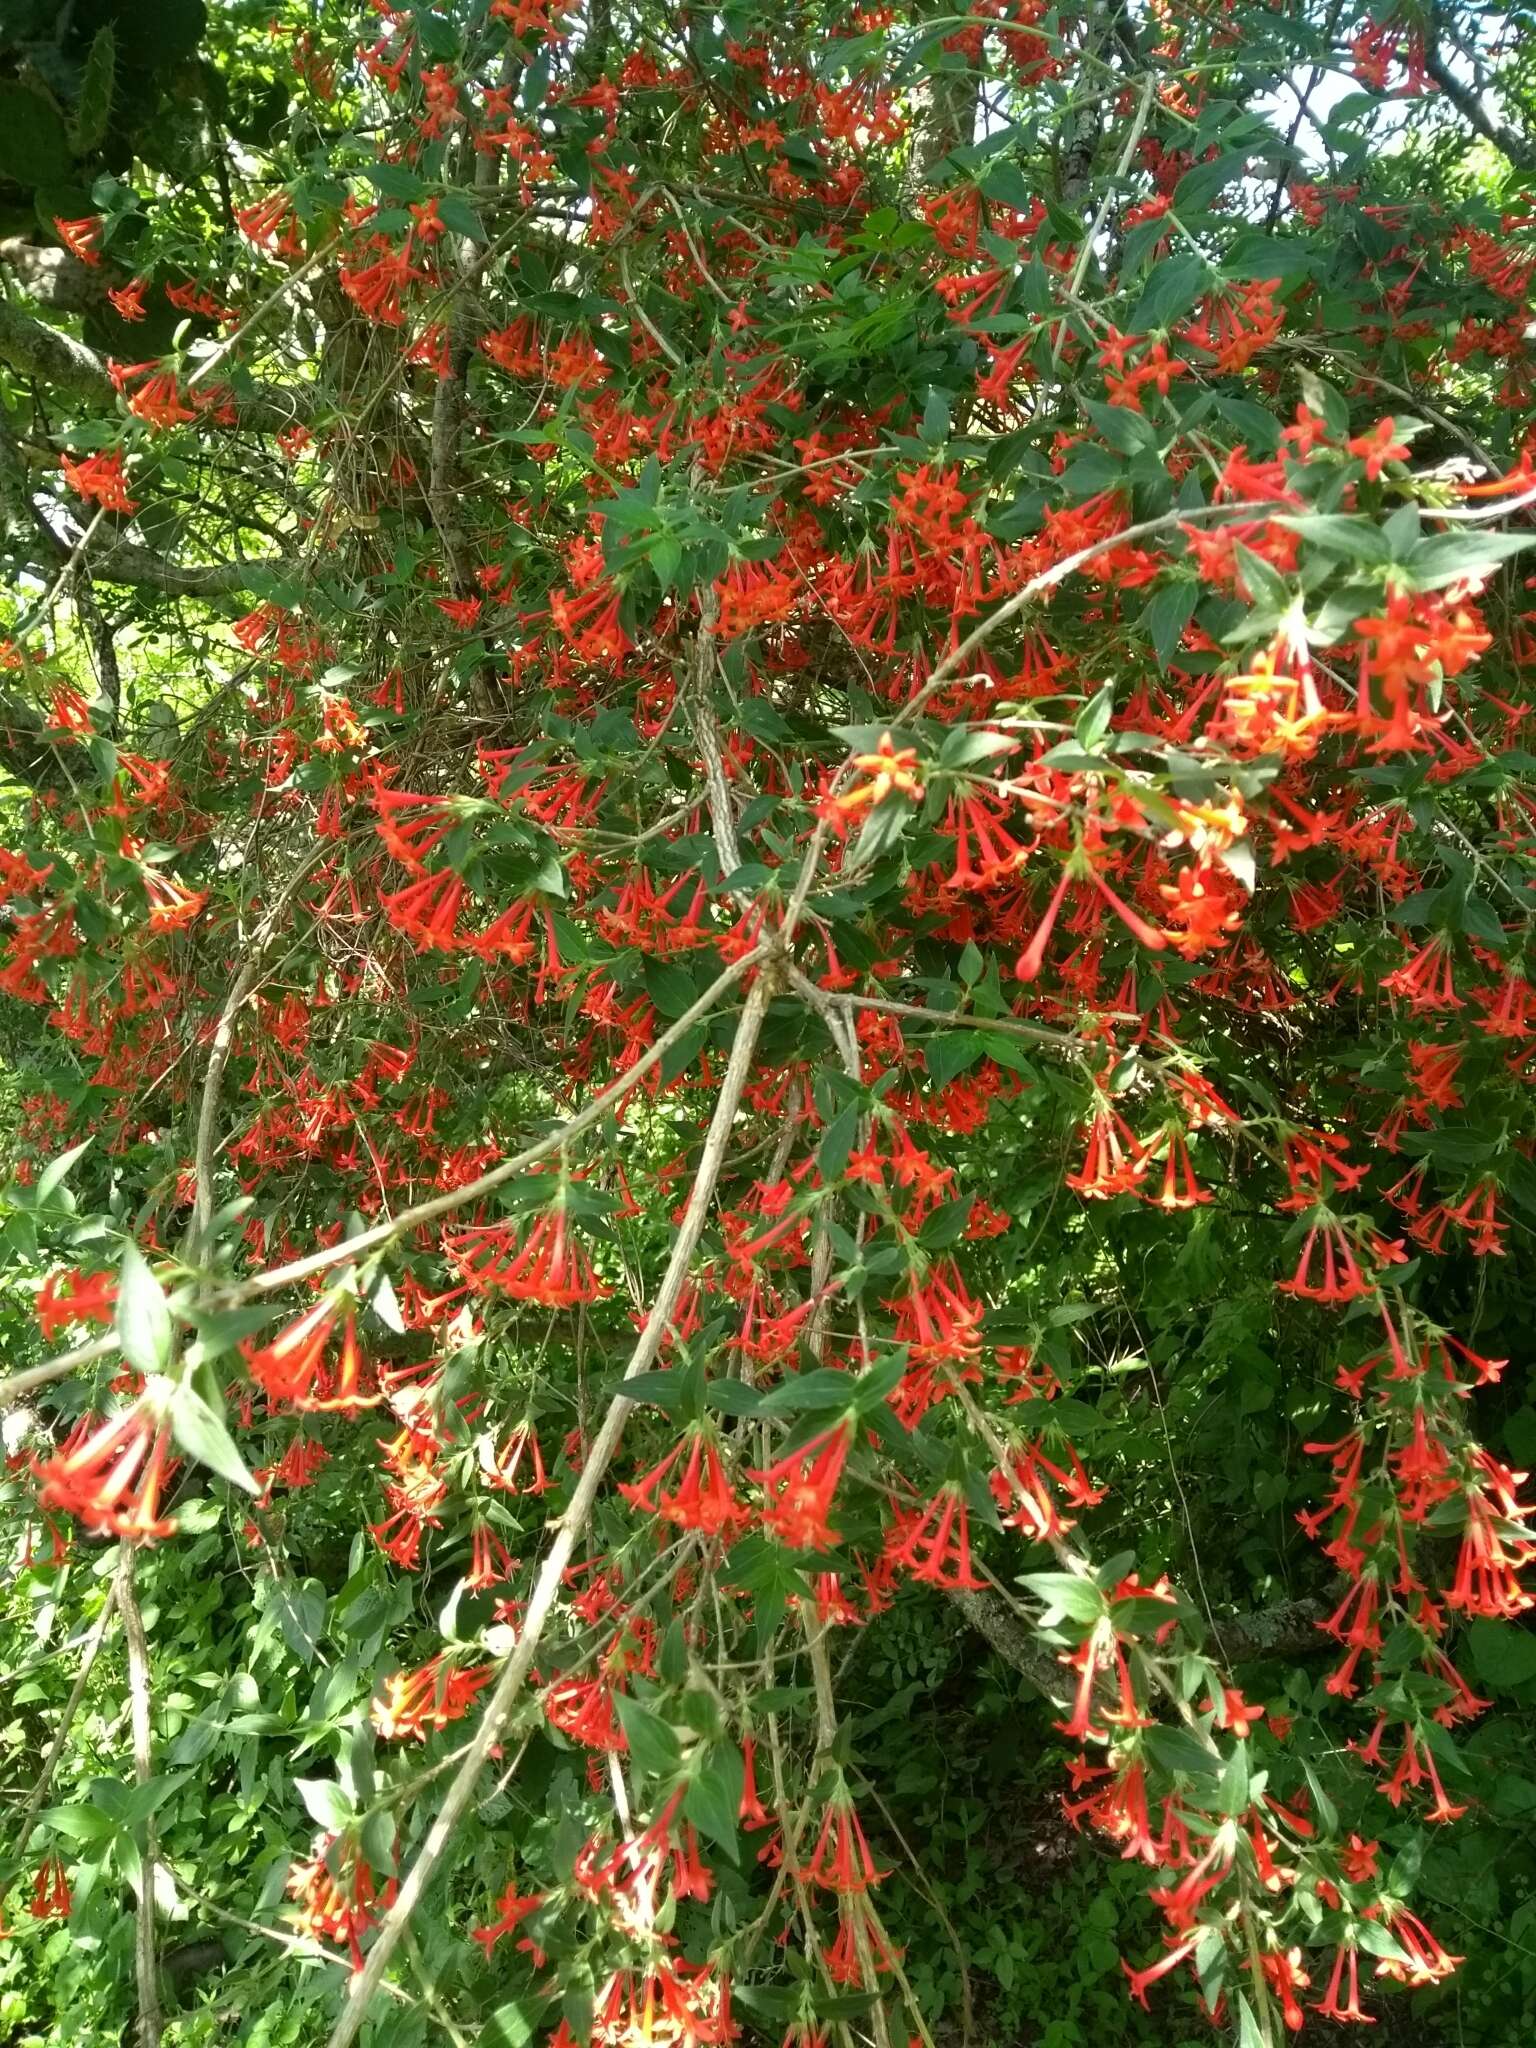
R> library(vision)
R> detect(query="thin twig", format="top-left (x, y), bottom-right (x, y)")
top-left (321, 968), bottom-right (777, 2048)
top-left (0, 1334), bottom-right (118, 1411)
top-left (118, 1551), bottom-right (163, 2048)
top-left (13, 1577), bottom-right (121, 1864)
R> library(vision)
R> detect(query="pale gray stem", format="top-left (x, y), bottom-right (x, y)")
top-left (117, 1551), bottom-right (162, 2048)
top-left (321, 969), bottom-right (775, 2048)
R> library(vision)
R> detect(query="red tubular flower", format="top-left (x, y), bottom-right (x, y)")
top-left (1210, 1685), bottom-right (1266, 1737)
top-left (1371, 1904), bottom-right (1461, 1986)
top-left (1446, 1460), bottom-right (1536, 1618)
top-left (821, 1895), bottom-right (904, 1986)
top-left (242, 1299), bottom-right (379, 1414)
top-left (33, 1398), bottom-right (178, 1542)
top-left (236, 191), bottom-right (299, 249)
top-left (1066, 1105), bottom-right (1144, 1199)
top-left (466, 1522), bottom-right (518, 1589)
top-left (889, 1263), bottom-right (984, 1417)
top-left (338, 245), bottom-right (418, 325)
top-left (479, 1422), bottom-right (552, 1495)
top-left (1257, 1947), bottom-right (1311, 2031)
top-left (287, 1831), bottom-right (397, 1971)
top-left (380, 867), bottom-right (467, 951)
top-left (740, 1737), bottom-right (772, 1829)
top-left (370, 1655), bottom-right (492, 1741)
top-left (990, 1443), bottom-right (1079, 1540)
top-left (620, 1429), bottom-right (744, 1537)
top-left (1347, 417), bottom-right (1410, 480)
top-left (143, 872), bottom-right (208, 932)
top-left (1314, 1943), bottom-right (1375, 2023)
top-left (493, 1205), bottom-right (606, 1307)
top-left (827, 733), bottom-right (922, 820)
top-left (29, 1852), bottom-right (71, 1920)
top-left (1064, 1756), bottom-right (1158, 1862)
top-left (752, 1421), bottom-right (852, 1552)
top-left (1443, 1178), bottom-right (1506, 1256)
top-left (53, 215), bottom-right (102, 265)
top-left (35, 1267), bottom-right (117, 1340)
top-left (60, 449), bottom-right (137, 514)
top-left (884, 1486), bottom-right (985, 1590)
top-left (472, 1883), bottom-right (544, 1960)
top-left (942, 791), bottom-right (1030, 890)
top-left (372, 788), bottom-right (463, 870)
top-left (1134, 1125), bottom-right (1210, 1209)
top-left (1277, 1218), bottom-right (1377, 1304)
top-left (127, 373), bottom-right (196, 430)
top-left (1382, 934), bottom-right (1462, 1011)
top-left (1121, 1934), bottom-right (1201, 2010)
top-left (1055, 1621), bottom-right (1152, 1742)
top-left (1014, 860), bottom-right (1074, 981)
top-left (1340, 1834), bottom-right (1380, 1883)
top-left (542, 1671), bottom-right (625, 1751)
top-left (801, 1796), bottom-right (887, 1893)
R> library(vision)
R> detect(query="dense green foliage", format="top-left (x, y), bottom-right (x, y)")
top-left (3, 1), bottom-right (1536, 2045)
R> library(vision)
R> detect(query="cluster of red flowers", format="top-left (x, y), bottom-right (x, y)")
top-left (9, 1), bottom-right (1536, 2039)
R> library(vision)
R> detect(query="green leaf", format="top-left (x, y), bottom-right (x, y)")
top-left (355, 1806), bottom-right (392, 1874)
top-left (1233, 543), bottom-right (1289, 613)
top-left (615, 1696), bottom-right (683, 1778)
top-left (1082, 398), bottom-right (1155, 456)
top-left (1217, 1743), bottom-right (1250, 1816)
top-left (818, 1103), bottom-right (860, 1186)
top-left (644, 958), bottom-right (701, 1018)
top-left (295, 1778), bottom-right (354, 1831)
top-left (437, 193), bottom-right (485, 242)
top-left (918, 385), bottom-right (952, 446)
top-left (756, 1368), bottom-right (856, 1415)
top-left (1404, 529), bottom-right (1536, 592)
top-left (0, 82), bottom-right (72, 189)
top-left (485, 2002), bottom-right (543, 2048)
top-left (168, 1378), bottom-right (259, 1495)
top-left (39, 1804), bottom-right (116, 1843)
top-left (115, 1243), bottom-right (173, 1376)
top-left (1234, 1991), bottom-right (1266, 2048)
top-left (1142, 1725), bottom-right (1223, 1779)
top-left (120, 1771), bottom-right (189, 1827)
top-left (1061, 447), bottom-right (1125, 498)
top-left (1075, 683), bottom-right (1114, 751)
top-left (262, 1577), bottom-right (328, 1667)
top-left (36, 1138), bottom-right (93, 1206)
top-left (1301, 1760), bottom-right (1338, 1836)
top-left (362, 163), bottom-right (428, 200)
top-left (683, 1742), bottom-right (744, 1856)
top-left (659, 1618), bottom-right (688, 1686)
top-left (1173, 150), bottom-right (1248, 216)
top-left (924, 1032), bottom-right (984, 1088)
top-left (701, 1378), bottom-right (766, 1416)
top-left (1144, 581), bottom-right (1197, 669)
top-left (1275, 513), bottom-right (1391, 564)
top-left (846, 791), bottom-right (913, 872)
top-left (619, 1369), bottom-right (693, 1416)
top-left (1129, 254), bottom-right (1210, 334)
top-left (1468, 1618), bottom-right (1536, 1693)
top-left (1019, 1571), bottom-right (1105, 1624)
top-left (1354, 1919), bottom-right (1406, 1962)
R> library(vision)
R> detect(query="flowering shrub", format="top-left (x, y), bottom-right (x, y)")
top-left (1, 1), bottom-right (1536, 2044)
